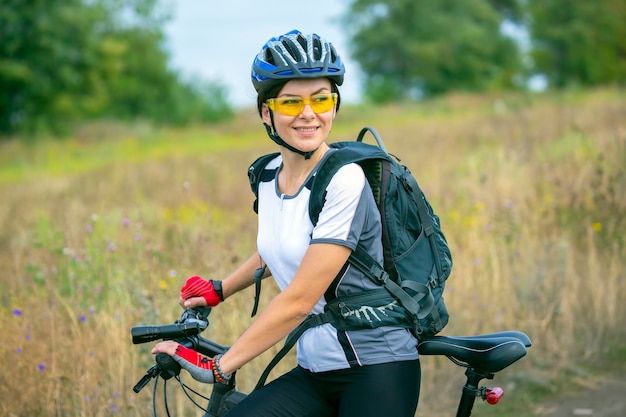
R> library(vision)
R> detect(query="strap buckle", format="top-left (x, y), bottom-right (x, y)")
top-left (370, 265), bottom-right (389, 285)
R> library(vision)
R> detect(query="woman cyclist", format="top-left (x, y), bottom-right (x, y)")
top-left (152, 29), bottom-right (421, 417)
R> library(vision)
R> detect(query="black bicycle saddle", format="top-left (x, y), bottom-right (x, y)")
top-left (417, 331), bottom-right (531, 373)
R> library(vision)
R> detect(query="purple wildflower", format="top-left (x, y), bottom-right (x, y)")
top-left (79, 315), bottom-right (87, 323)
top-left (122, 218), bottom-right (130, 227)
top-left (38, 363), bottom-right (45, 371)
top-left (13, 308), bottom-right (22, 317)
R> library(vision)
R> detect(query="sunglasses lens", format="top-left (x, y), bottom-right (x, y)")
top-left (273, 97), bottom-right (304, 116)
top-left (309, 94), bottom-right (336, 113)
top-left (268, 93), bottom-right (337, 116)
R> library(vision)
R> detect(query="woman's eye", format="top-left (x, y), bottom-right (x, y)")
top-left (281, 98), bottom-right (302, 106)
top-left (312, 95), bottom-right (329, 103)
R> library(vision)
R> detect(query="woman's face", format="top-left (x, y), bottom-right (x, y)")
top-left (262, 78), bottom-right (336, 156)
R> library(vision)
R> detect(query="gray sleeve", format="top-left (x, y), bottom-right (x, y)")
top-left (171, 354), bottom-right (215, 383)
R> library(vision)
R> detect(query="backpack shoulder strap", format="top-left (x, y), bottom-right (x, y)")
top-left (246, 152), bottom-right (279, 317)
top-left (248, 152), bottom-right (280, 213)
top-left (309, 140), bottom-right (390, 225)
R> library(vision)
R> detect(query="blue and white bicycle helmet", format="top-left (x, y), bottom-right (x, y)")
top-left (251, 30), bottom-right (345, 92)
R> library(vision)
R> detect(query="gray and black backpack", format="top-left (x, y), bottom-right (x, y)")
top-left (248, 126), bottom-right (453, 388)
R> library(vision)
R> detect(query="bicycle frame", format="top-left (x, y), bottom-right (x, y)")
top-left (131, 308), bottom-right (531, 417)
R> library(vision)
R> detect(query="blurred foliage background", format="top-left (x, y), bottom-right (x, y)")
top-left (0, 0), bottom-right (232, 136)
top-left (1, 0), bottom-right (624, 137)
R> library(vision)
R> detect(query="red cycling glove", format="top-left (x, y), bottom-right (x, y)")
top-left (173, 345), bottom-right (215, 383)
top-left (172, 345), bottom-right (230, 384)
top-left (180, 276), bottom-right (223, 306)
top-left (175, 344), bottom-right (212, 369)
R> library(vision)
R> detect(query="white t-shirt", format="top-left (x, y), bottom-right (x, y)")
top-left (256, 150), bottom-right (418, 372)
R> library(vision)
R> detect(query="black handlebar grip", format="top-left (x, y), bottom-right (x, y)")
top-left (155, 352), bottom-right (181, 379)
top-left (131, 322), bottom-right (203, 344)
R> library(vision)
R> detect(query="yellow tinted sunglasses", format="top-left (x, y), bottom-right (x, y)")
top-left (266, 93), bottom-right (338, 116)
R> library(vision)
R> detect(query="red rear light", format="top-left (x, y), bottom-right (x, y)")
top-left (484, 387), bottom-right (504, 404)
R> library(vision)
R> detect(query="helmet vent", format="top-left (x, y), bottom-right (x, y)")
top-left (296, 33), bottom-right (307, 51)
top-left (312, 37), bottom-right (322, 61)
top-left (282, 38), bottom-right (300, 62)
top-left (330, 46), bottom-right (338, 63)
top-left (265, 49), bottom-right (276, 65)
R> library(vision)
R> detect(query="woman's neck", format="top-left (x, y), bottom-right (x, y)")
top-left (278, 143), bottom-right (329, 195)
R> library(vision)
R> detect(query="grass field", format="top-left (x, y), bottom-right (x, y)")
top-left (1, 88), bottom-right (624, 416)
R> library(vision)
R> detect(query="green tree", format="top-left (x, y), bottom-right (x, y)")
top-left (0, 0), bottom-right (232, 137)
top-left (343, 0), bottom-right (523, 102)
top-left (527, 0), bottom-right (626, 88)
top-left (101, 26), bottom-right (232, 125)
top-left (0, 0), bottom-right (112, 134)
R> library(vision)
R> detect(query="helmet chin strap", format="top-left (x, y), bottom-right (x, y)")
top-left (263, 114), bottom-right (318, 160)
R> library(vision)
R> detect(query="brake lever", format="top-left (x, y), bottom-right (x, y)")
top-left (133, 364), bottom-right (160, 393)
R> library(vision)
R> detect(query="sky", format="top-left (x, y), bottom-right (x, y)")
top-left (163, 0), bottom-right (363, 108)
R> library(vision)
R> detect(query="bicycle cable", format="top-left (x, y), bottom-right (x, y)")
top-left (177, 376), bottom-right (211, 403)
top-left (176, 375), bottom-right (212, 411)
top-left (152, 375), bottom-right (158, 417)
top-left (163, 379), bottom-right (172, 417)
top-left (147, 373), bottom-right (212, 416)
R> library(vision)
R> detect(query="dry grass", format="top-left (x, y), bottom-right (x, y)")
top-left (0, 88), bottom-right (624, 416)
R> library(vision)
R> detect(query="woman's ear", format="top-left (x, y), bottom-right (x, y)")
top-left (261, 103), bottom-right (272, 125)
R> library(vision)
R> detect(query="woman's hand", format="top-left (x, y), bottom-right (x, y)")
top-left (152, 341), bottom-right (220, 384)
top-left (151, 340), bottom-right (179, 356)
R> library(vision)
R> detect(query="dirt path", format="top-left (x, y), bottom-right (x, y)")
top-left (535, 372), bottom-right (626, 417)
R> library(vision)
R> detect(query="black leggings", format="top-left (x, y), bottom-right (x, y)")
top-left (225, 359), bottom-right (421, 417)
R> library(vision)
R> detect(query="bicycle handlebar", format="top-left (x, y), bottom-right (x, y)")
top-left (132, 307), bottom-right (213, 344)
top-left (131, 321), bottom-right (206, 344)
top-left (131, 307), bottom-right (531, 417)
top-left (131, 307), bottom-right (231, 393)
